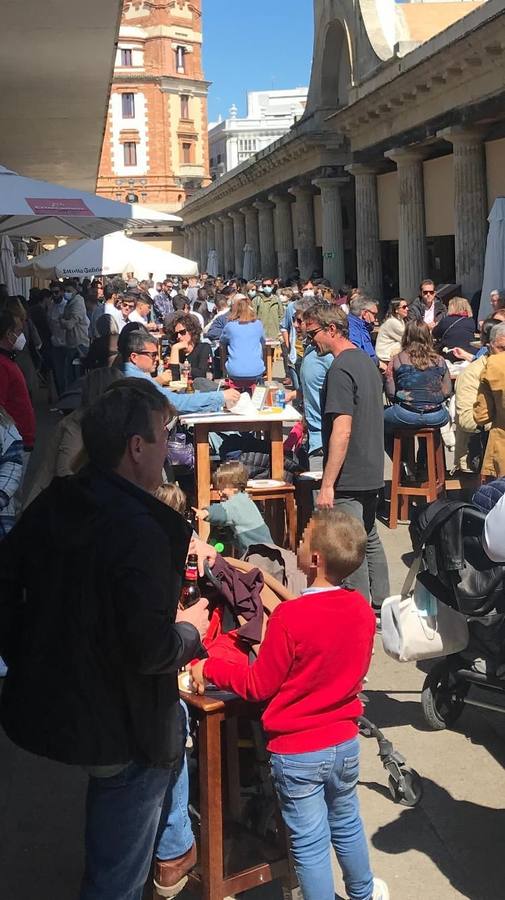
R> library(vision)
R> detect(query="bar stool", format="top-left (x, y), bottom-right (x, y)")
top-left (389, 427), bottom-right (446, 529)
top-left (210, 483), bottom-right (297, 551)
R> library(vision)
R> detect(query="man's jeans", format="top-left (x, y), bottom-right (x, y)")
top-left (80, 762), bottom-right (177, 900)
top-left (156, 700), bottom-right (194, 862)
top-left (334, 491), bottom-right (390, 607)
top-left (271, 738), bottom-right (374, 900)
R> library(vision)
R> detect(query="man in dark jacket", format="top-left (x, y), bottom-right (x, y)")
top-left (0, 377), bottom-right (209, 900)
top-left (408, 278), bottom-right (446, 327)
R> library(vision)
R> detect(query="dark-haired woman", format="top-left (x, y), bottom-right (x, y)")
top-left (375, 298), bottom-right (408, 364)
top-left (165, 311), bottom-right (210, 379)
top-left (384, 320), bottom-right (451, 457)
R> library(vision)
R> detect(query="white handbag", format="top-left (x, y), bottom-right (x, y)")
top-left (381, 556), bottom-right (469, 662)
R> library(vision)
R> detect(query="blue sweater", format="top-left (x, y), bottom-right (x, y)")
top-left (221, 320), bottom-right (266, 378)
top-left (122, 361), bottom-right (225, 413)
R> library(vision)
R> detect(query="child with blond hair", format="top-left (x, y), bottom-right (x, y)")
top-left (193, 460), bottom-right (272, 554)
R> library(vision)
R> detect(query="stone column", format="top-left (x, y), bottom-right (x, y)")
top-left (240, 205), bottom-right (260, 278)
top-left (384, 147), bottom-right (427, 300)
top-left (268, 192), bottom-right (296, 280)
top-left (345, 164), bottom-right (382, 300)
top-left (205, 220), bottom-right (215, 261)
top-left (213, 217), bottom-right (225, 275)
top-left (229, 210), bottom-right (246, 276)
top-left (221, 214), bottom-right (235, 276)
top-left (194, 224), bottom-right (204, 272)
top-left (312, 176), bottom-right (347, 289)
top-left (183, 228), bottom-right (190, 260)
top-left (438, 126), bottom-right (488, 299)
top-left (254, 199), bottom-right (276, 278)
top-left (288, 184), bottom-right (318, 280)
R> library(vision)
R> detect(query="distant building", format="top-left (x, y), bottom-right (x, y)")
top-left (97, 0), bottom-right (210, 213)
top-left (208, 88), bottom-right (308, 179)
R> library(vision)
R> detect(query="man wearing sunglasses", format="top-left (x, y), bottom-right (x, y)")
top-left (408, 279), bottom-right (446, 328)
top-left (123, 328), bottom-right (239, 413)
top-left (302, 303), bottom-right (389, 607)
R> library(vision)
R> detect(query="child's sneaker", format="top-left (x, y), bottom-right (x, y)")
top-left (372, 877), bottom-right (390, 900)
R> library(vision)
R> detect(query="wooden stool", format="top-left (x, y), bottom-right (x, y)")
top-left (180, 691), bottom-right (299, 900)
top-left (389, 427), bottom-right (446, 529)
top-left (210, 484), bottom-right (297, 551)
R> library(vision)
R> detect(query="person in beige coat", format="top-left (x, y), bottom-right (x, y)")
top-left (453, 318), bottom-right (498, 472)
top-left (375, 299), bottom-right (408, 363)
top-left (474, 323), bottom-right (505, 478)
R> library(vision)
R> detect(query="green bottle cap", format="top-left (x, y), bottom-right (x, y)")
top-left (214, 542), bottom-right (225, 553)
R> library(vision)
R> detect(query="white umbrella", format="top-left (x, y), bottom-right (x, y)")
top-left (0, 235), bottom-right (19, 294)
top-left (14, 231), bottom-right (198, 280)
top-left (478, 197), bottom-right (505, 321)
top-left (243, 243), bottom-right (257, 281)
top-left (206, 249), bottom-right (218, 277)
top-left (0, 166), bottom-right (181, 239)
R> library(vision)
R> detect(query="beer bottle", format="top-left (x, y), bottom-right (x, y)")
top-left (186, 374), bottom-right (195, 394)
top-left (179, 553), bottom-right (201, 609)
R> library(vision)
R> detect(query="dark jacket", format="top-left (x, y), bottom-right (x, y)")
top-left (0, 466), bottom-right (200, 768)
top-left (407, 296), bottom-right (446, 325)
top-left (432, 314), bottom-right (476, 356)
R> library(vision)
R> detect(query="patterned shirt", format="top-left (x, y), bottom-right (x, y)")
top-left (0, 420), bottom-right (24, 539)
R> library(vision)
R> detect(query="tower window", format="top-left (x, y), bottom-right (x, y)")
top-left (176, 46), bottom-right (185, 73)
top-left (182, 142), bottom-right (192, 164)
top-left (180, 95), bottom-right (190, 119)
top-left (122, 93), bottom-right (135, 118)
top-left (124, 142), bottom-right (137, 167)
top-left (121, 48), bottom-right (133, 67)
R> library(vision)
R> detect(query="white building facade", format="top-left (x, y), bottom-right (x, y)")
top-left (208, 88), bottom-right (308, 179)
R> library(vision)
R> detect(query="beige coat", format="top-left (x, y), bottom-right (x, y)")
top-left (474, 353), bottom-right (505, 477)
top-left (454, 355), bottom-right (488, 472)
top-left (375, 316), bottom-right (405, 363)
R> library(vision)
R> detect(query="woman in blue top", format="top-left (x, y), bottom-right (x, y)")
top-left (384, 320), bottom-right (452, 459)
top-left (220, 296), bottom-right (266, 392)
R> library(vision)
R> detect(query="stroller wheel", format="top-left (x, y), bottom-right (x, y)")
top-left (421, 661), bottom-right (468, 730)
top-left (388, 766), bottom-right (423, 807)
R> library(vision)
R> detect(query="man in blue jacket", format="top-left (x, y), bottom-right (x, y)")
top-left (122, 328), bottom-right (239, 413)
top-left (347, 297), bottom-right (383, 368)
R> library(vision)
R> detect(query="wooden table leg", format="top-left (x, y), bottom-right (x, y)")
top-left (194, 423), bottom-right (211, 541)
top-left (266, 346), bottom-right (273, 382)
top-left (199, 710), bottom-right (224, 900)
top-left (285, 492), bottom-right (297, 552)
top-left (225, 718), bottom-right (242, 821)
top-left (270, 422), bottom-right (284, 480)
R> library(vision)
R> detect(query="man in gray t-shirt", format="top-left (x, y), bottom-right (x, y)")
top-left (303, 303), bottom-right (390, 606)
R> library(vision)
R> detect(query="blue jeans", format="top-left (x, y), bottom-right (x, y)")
top-left (156, 701), bottom-right (194, 861)
top-left (271, 738), bottom-right (374, 900)
top-left (80, 762), bottom-right (178, 900)
top-left (384, 403), bottom-right (448, 459)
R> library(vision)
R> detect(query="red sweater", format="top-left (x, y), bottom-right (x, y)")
top-left (204, 587), bottom-right (376, 753)
top-left (0, 350), bottom-right (36, 449)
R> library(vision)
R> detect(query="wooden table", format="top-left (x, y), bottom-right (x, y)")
top-left (180, 409), bottom-right (302, 540)
top-left (180, 690), bottom-right (297, 900)
top-left (264, 340), bottom-right (281, 383)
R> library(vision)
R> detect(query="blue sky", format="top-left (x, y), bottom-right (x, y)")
top-left (202, 0), bottom-right (314, 123)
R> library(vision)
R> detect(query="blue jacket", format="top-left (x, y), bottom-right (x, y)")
top-left (122, 361), bottom-right (225, 414)
top-left (348, 314), bottom-right (378, 363)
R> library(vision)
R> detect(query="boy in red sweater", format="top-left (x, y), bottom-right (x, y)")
top-left (190, 510), bottom-right (388, 900)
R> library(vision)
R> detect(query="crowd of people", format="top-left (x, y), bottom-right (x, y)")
top-left (2, 264), bottom-right (505, 900)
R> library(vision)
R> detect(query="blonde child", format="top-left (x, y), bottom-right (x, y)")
top-left (190, 510), bottom-right (388, 900)
top-left (193, 461), bottom-right (272, 554)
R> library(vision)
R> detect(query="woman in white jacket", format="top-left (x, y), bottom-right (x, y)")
top-left (375, 299), bottom-right (408, 363)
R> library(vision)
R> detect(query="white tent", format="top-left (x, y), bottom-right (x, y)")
top-left (478, 197), bottom-right (505, 321)
top-left (0, 166), bottom-right (181, 239)
top-left (14, 231), bottom-right (198, 280)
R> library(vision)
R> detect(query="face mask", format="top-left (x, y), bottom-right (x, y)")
top-left (303, 290), bottom-right (315, 299)
top-left (248, 290), bottom-right (256, 299)
top-left (13, 332), bottom-right (26, 352)
top-left (262, 287), bottom-right (273, 296)
top-left (63, 291), bottom-right (73, 301)
top-left (206, 300), bottom-right (214, 311)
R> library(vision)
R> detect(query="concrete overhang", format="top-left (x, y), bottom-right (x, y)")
top-left (0, 0), bottom-right (122, 192)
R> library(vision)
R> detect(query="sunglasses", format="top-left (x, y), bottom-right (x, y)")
top-left (398, 304), bottom-right (408, 309)
top-left (422, 290), bottom-right (435, 296)
top-left (175, 329), bottom-right (188, 338)
top-left (136, 350), bottom-right (158, 360)
top-left (294, 317), bottom-right (304, 325)
top-left (306, 327), bottom-right (325, 341)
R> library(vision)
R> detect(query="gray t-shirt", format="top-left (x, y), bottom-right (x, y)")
top-left (321, 348), bottom-right (384, 493)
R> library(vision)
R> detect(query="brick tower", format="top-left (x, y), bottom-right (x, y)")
top-left (97, 0), bottom-right (210, 212)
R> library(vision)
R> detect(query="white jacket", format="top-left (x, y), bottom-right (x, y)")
top-left (375, 316), bottom-right (405, 363)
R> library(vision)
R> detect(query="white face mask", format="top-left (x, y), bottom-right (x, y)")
top-left (63, 291), bottom-right (73, 301)
top-left (248, 290), bottom-right (256, 299)
top-left (13, 332), bottom-right (26, 352)
top-left (303, 290), bottom-right (315, 299)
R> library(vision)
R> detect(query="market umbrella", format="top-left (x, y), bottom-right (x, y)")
top-left (478, 197), bottom-right (505, 321)
top-left (0, 235), bottom-right (19, 294)
top-left (243, 243), bottom-right (257, 281)
top-left (14, 231), bottom-right (198, 280)
top-left (0, 166), bottom-right (181, 239)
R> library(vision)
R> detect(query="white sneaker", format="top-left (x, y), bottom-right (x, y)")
top-left (372, 878), bottom-right (390, 900)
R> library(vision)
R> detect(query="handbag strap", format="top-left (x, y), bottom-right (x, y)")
top-left (400, 554), bottom-right (423, 598)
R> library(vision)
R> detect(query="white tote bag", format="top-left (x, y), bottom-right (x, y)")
top-left (381, 557), bottom-right (469, 662)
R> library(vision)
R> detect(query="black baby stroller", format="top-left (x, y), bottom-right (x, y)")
top-left (410, 500), bottom-right (505, 730)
